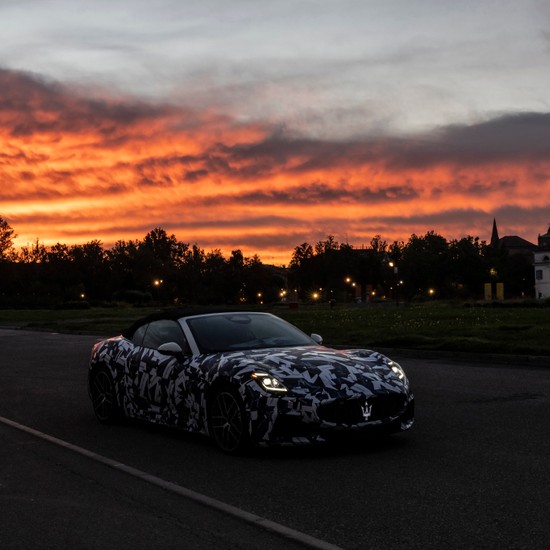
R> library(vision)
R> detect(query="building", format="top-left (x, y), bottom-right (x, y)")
top-left (494, 219), bottom-right (550, 300)
top-left (534, 225), bottom-right (550, 299)
top-left (491, 218), bottom-right (538, 256)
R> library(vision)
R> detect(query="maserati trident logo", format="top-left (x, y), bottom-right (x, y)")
top-left (361, 400), bottom-right (373, 421)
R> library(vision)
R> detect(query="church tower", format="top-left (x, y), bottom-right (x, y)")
top-left (538, 225), bottom-right (550, 250)
top-left (490, 218), bottom-right (500, 248)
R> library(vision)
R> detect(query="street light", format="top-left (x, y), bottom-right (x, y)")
top-left (345, 277), bottom-right (356, 302)
top-left (388, 261), bottom-right (399, 305)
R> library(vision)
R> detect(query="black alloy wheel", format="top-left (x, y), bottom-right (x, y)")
top-left (209, 387), bottom-right (249, 453)
top-left (91, 367), bottom-right (120, 424)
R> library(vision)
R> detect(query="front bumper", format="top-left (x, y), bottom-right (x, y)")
top-left (254, 392), bottom-right (415, 446)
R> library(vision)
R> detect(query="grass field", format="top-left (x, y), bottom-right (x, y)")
top-left (1, 302), bottom-right (549, 357)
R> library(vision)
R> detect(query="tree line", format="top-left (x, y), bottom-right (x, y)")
top-left (0, 216), bottom-right (535, 308)
top-left (290, 232), bottom-right (533, 303)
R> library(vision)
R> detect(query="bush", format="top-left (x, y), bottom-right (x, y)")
top-left (111, 289), bottom-right (153, 305)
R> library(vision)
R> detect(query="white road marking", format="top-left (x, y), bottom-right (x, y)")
top-left (0, 415), bottom-right (343, 550)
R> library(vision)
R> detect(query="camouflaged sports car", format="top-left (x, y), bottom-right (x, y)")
top-left (88, 310), bottom-right (414, 452)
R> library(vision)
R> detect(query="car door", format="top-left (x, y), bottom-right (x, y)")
top-left (126, 319), bottom-right (190, 425)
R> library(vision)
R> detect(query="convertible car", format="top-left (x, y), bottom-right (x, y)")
top-left (88, 310), bottom-right (414, 452)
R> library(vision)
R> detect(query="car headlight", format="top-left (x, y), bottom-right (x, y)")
top-left (388, 360), bottom-right (406, 380)
top-left (251, 372), bottom-right (288, 393)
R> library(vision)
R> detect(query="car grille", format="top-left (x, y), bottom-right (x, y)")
top-left (318, 394), bottom-right (406, 425)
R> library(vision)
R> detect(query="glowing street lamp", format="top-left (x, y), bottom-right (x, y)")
top-left (387, 260), bottom-right (399, 305)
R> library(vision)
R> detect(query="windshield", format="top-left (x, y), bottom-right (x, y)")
top-left (186, 313), bottom-right (315, 353)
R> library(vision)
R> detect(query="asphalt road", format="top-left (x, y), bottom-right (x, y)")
top-left (1, 328), bottom-right (549, 549)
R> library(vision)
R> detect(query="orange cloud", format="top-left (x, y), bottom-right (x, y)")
top-left (1, 68), bottom-right (549, 264)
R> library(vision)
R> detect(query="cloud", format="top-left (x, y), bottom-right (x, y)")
top-left (202, 182), bottom-right (420, 206)
top-left (387, 113), bottom-right (550, 168)
top-left (1, 67), bottom-right (549, 263)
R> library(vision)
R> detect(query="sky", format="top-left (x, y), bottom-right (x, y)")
top-left (1, 0), bottom-right (550, 265)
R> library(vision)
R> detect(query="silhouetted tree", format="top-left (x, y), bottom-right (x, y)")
top-left (400, 231), bottom-right (450, 299)
top-left (0, 217), bottom-right (16, 261)
top-left (289, 242), bottom-right (314, 300)
top-left (106, 239), bottom-right (140, 294)
top-left (448, 236), bottom-right (488, 298)
top-left (18, 238), bottom-right (47, 263)
top-left (0, 217), bottom-right (539, 306)
top-left (69, 241), bottom-right (107, 300)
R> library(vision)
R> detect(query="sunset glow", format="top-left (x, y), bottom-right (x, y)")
top-left (2, 1), bottom-right (550, 264)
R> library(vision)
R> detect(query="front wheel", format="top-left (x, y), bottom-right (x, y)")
top-left (90, 366), bottom-right (121, 424)
top-left (209, 387), bottom-right (250, 453)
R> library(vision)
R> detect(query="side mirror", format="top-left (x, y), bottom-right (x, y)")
top-left (310, 333), bottom-right (323, 345)
top-left (157, 342), bottom-right (184, 355)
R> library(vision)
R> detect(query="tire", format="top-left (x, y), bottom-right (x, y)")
top-left (90, 366), bottom-right (121, 424)
top-left (209, 387), bottom-right (250, 453)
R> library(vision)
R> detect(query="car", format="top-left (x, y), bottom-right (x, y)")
top-left (88, 310), bottom-right (414, 452)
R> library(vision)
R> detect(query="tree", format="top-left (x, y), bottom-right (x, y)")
top-left (70, 241), bottom-right (107, 300)
top-left (289, 242), bottom-right (314, 269)
top-left (400, 231), bottom-right (450, 299)
top-left (202, 249), bottom-right (229, 304)
top-left (106, 239), bottom-right (140, 291)
top-left (314, 235), bottom-right (339, 255)
top-left (142, 227), bottom-right (188, 269)
top-left (0, 217), bottom-right (16, 261)
top-left (289, 242), bottom-right (314, 300)
top-left (352, 237), bottom-right (394, 301)
top-left (448, 236), bottom-right (488, 298)
top-left (18, 238), bottom-right (47, 263)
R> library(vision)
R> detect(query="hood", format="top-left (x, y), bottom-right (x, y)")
top-left (223, 346), bottom-right (406, 397)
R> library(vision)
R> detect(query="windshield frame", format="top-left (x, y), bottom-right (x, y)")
top-left (183, 312), bottom-right (316, 354)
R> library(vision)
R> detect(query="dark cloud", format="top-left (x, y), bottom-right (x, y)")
top-left (4, 67), bottom-right (550, 175)
top-left (430, 179), bottom-right (517, 198)
top-left (0, 68), bottom-right (177, 138)
top-left (463, 179), bottom-right (516, 195)
top-left (208, 136), bottom-right (380, 177)
top-left (169, 214), bottom-right (298, 230)
top-left (184, 169), bottom-right (209, 182)
top-left (190, 112), bottom-right (550, 178)
top-left (201, 182), bottom-right (419, 206)
top-left (385, 113), bottom-right (550, 168)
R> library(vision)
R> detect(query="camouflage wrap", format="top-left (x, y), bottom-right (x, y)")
top-left (89, 337), bottom-right (414, 447)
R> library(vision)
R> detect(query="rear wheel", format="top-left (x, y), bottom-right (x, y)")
top-left (90, 366), bottom-right (120, 424)
top-left (209, 387), bottom-right (249, 453)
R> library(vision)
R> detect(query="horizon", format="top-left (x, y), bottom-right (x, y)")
top-left (6, 217), bottom-right (545, 267)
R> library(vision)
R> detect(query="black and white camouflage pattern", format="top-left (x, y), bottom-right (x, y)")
top-left (90, 336), bottom-right (414, 446)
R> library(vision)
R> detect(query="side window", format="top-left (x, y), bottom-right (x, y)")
top-left (131, 324), bottom-right (148, 346)
top-left (142, 320), bottom-right (188, 351)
